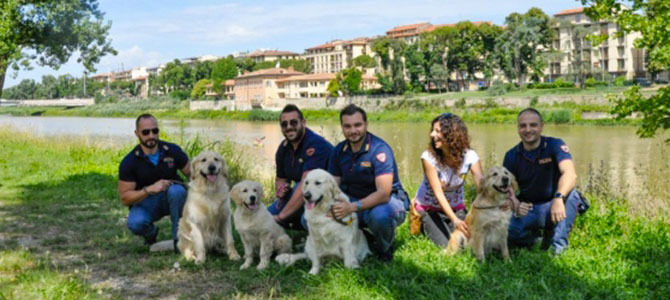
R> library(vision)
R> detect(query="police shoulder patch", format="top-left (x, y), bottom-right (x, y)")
top-left (306, 148), bottom-right (315, 157)
top-left (560, 144), bottom-right (570, 153)
top-left (376, 152), bottom-right (387, 163)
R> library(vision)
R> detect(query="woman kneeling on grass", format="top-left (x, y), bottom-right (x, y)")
top-left (412, 113), bottom-right (483, 247)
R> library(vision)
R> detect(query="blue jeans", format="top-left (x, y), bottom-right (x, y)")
top-left (300, 193), bottom-right (406, 255)
top-left (508, 189), bottom-right (582, 252)
top-left (127, 184), bottom-right (187, 242)
top-left (268, 183), bottom-right (305, 231)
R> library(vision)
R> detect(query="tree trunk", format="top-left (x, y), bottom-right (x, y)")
top-left (0, 63), bottom-right (7, 99)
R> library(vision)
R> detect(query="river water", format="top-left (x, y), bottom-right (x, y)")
top-left (2, 115), bottom-right (668, 216)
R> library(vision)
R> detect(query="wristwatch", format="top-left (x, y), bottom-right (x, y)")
top-left (355, 201), bottom-right (363, 211)
top-left (554, 192), bottom-right (566, 202)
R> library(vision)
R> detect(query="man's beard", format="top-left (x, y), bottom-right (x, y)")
top-left (284, 127), bottom-right (305, 143)
top-left (140, 138), bottom-right (158, 149)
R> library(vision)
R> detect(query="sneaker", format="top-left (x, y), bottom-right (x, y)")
top-left (376, 249), bottom-right (394, 262)
top-left (144, 227), bottom-right (159, 246)
top-left (552, 246), bottom-right (566, 256)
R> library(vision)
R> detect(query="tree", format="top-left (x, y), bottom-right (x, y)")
top-left (352, 54), bottom-right (377, 69)
top-left (211, 57), bottom-right (238, 95)
top-left (192, 61), bottom-right (214, 83)
top-left (403, 44), bottom-right (426, 91)
top-left (191, 79), bottom-right (212, 100)
top-left (430, 64), bottom-right (449, 93)
top-left (582, 0), bottom-right (670, 140)
top-left (0, 0), bottom-right (116, 98)
top-left (494, 8), bottom-right (554, 85)
top-left (253, 59), bottom-right (312, 73)
top-left (157, 59), bottom-right (193, 93)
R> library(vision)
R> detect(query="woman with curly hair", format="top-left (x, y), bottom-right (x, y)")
top-left (412, 113), bottom-right (483, 247)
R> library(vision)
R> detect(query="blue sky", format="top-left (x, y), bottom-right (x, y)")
top-left (5, 0), bottom-right (581, 88)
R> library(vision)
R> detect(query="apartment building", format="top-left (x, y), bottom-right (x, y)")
top-left (232, 67), bottom-right (303, 109)
top-left (248, 50), bottom-right (299, 63)
top-left (302, 38), bottom-right (374, 74)
top-left (275, 73), bottom-right (379, 98)
top-left (549, 7), bottom-right (646, 80)
top-left (385, 21), bottom-right (493, 44)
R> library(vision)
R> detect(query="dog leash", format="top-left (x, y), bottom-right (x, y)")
top-left (329, 205), bottom-right (353, 226)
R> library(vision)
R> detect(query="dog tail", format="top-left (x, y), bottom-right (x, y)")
top-left (276, 234), bottom-right (292, 254)
top-left (445, 230), bottom-right (467, 256)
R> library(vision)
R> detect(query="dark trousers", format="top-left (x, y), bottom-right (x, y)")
top-left (421, 209), bottom-right (467, 248)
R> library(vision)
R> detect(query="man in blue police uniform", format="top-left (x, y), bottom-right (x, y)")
top-left (504, 108), bottom-right (587, 255)
top-left (118, 114), bottom-right (190, 252)
top-left (329, 104), bottom-right (408, 261)
top-left (269, 104), bottom-right (333, 230)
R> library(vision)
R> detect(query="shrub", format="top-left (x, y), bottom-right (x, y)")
top-left (585, 78), bottom-right (608, 87)
top-left (248, 109), bottom-right (280, 121)
top-left (554, 78), bottom-right (575, 88)
top-left (614, 76), bottom-right (626, 87)
top-left (169, 90), bottom-right (190, 100)
top-left (530, 96), bottom-right (539, 107)
top-left (547, 109), bottom-right (571, 124)
top-left (455, 98), bottom-right (466, 109)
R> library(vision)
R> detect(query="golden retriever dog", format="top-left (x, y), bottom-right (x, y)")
top-left (445, 166), bottom-right (517, 262)
top-left (275, 169), bottom-right (370, 275)
top-left (177, 150), bottom-right (240, 264)
top-left (231, 180), bottom-right (292, 270)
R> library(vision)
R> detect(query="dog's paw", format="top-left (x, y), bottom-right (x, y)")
top-left (275, 254), bottom-right (292, 265)
top-left (256, 261), bottom-right (269, 270)
top-left (240, 261), bottom-right (252, 270)
top-left (228, 251), bottom-right (241, 261)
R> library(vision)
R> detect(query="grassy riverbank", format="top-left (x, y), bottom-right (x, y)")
top-left (0, 128), bottom-right (667, 299)
top-left (0, 94), bottom-right (634, 125)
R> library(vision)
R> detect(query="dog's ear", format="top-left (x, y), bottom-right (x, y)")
top-left (511, 173), bottom-right (518, 193)
top-left (190, 153), bottom-right (200, 181)
top-left (230, 183), bottom-right (241, 204)
top-left (326, 172), bottom-right (340, 203)
top-left (477, 175), bottom-right (488, 198)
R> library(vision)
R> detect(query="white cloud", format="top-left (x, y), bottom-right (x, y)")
top-left (98, 46), bottom-right (164, 72)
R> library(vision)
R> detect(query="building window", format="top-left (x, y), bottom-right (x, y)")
top-left (266, 80), bottom-right (271, 87)
top-left (575, 14), bottom-right (581, 22)
top-left (618, 59), bottom-right (625, 70)
top-left (299, 82), bottom-right (308, 88)
top-left (618, 46), bottom-right (625, 57)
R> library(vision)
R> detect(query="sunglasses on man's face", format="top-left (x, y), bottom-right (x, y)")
top-left (280, 119), bottom-right (299, 129)
top-left (140, 128), bottom-right (160, 136)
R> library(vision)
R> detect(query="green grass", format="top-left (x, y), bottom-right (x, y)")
top-left (0, 128), bottom-right (668, 299)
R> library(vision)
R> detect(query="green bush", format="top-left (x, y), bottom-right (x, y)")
top-left (169, 90), bottom-right (190, 100)
top-left (554, 78), bottom-right (575, 88)
top-left (248, 109), bottom-right (280, 121)
top-left (614, 76), bottom-right (626, 86)
top-left (585, 78), bottom-right (608, 87)
top-left (546, 109), bottom-right (571, 124)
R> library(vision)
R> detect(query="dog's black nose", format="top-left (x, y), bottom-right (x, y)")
top-left (304, 192), bottom-right (312, 201)
top-left (208, 164), bottom-right (216, 172)
top-left (502, 176), bottom-right (509, 185)
top-left (250, 195), bottom-right (256, 203)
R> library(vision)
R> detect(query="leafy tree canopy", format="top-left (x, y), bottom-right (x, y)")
top-left (582, 0), bottom-right (670, 140)
top-left (0, 0), bottom-right (116, 98)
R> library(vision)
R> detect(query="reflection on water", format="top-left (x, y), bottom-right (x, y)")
top-left (1, 115), bottom-right (668, 215)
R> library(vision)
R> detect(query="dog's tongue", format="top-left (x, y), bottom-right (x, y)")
top-left (247, 203), bottom-right (256, 210)
top-left (207, 174), bottom-right (217, 183)
top-left (305, 202), bottom-right (315, 210)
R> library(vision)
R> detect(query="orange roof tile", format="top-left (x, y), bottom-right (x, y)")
top-left (224, 79), bottom-right (235, 86)
top-left (386, 22), bottom-right (431, 34)
top-left (554, 7), bottom-right (585, 16)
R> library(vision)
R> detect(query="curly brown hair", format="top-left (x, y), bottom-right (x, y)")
top-left (427, 113), bottom-right (471, 170)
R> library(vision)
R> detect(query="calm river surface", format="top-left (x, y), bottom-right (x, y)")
top-left (2, 115), bottom-right (668, 215)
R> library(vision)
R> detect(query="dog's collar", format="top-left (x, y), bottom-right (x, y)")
top-left (329, 205), bottom-right (353, 226)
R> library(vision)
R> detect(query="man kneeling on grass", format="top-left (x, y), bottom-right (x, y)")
top-left (118, 113), bottom-right (190, 253)
top-left (504, 108), bottom-right (589, 255)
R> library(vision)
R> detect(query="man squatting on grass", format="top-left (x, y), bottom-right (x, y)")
top-left (269, 104), bottom-right (334, 230)
top-left (329, 104), bottom-right (409, 261)
top-left (118, 114), bottom-right (190, 252)
top-left (504, 108), bottom-right (589, 255)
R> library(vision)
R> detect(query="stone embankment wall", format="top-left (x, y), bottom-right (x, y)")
top-left (190, 94), bottom-right (617, 112)
top-left (0, 98), bottom-right (95, 107)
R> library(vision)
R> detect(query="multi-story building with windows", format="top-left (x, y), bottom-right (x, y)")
top-left (275, 73), bottom-right (379, 98)
top-left (248, 50), bottom-right (299, 63)
top-left (549, 7), bottom-right (646, 80)
top-left (232, 67), bottom-right (303, 109)
top-left (302, 38), bottom-right (373, 74)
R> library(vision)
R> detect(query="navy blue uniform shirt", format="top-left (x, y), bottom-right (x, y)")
top-left (275, 128), bottom-right (333, 184)
top-left (503, 136), bottom-right (572, 204)
top-left (328, 132), bottom-right (404, 199)
top-left (119, 141), bottom-right (189, 190)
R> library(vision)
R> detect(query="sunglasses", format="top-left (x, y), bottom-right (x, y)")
top-left (280, 119), bottom-right (299, 129)
top-left (140, 128), bottom-right (160, 136)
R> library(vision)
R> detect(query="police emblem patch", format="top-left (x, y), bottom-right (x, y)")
top-left (376, 152), bottom-right (386, 163)
top-left (306, 148), bottom-right (315, 157)
top-left (560, 145), bottom-right (570, 153)
top-left (164, 157), bottom-right (175, 168)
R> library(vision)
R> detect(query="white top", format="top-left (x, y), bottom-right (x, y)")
top-left (414, 149), bottom-right (479, 210)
